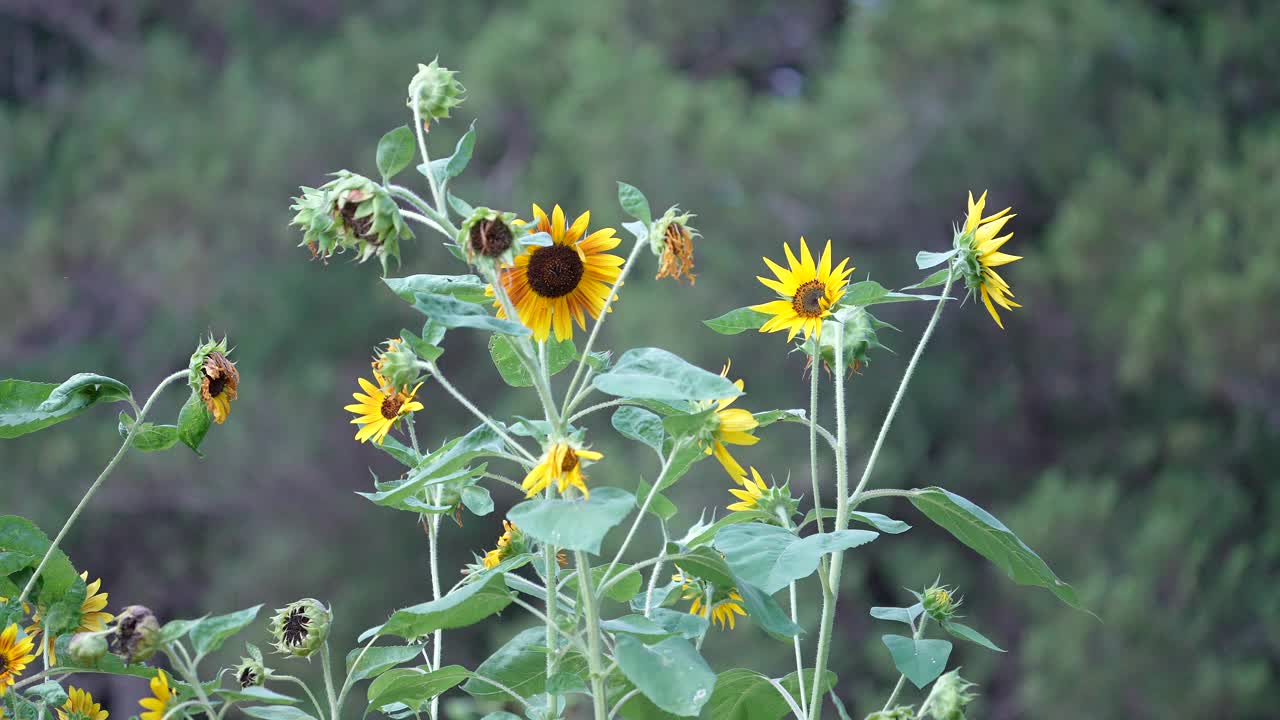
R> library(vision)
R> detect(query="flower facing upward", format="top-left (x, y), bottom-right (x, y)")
top-left (58, 687), bottom-right (108, 720)
top-left (699, 362), bottom-right (759, 484)
top-left (674, 572), bottom-right (748, 631)
top-left (345, 373), bottom-right (425, 445)
top-left (0, 624), bottom-right (36, 696)
top-left (522, 443), bottom-right (603, 499)
top-left (752, 238), bottom-right (854, 341)
top-left (958, 191), bottom-right (1021, 329)
top-left (138, 670), bottom-right (174, 720)
top-left (199, 351), bottom-right (240, 424)
top-left (27, 571), bottom-right (113, 665)
top-left (490, 204), bottom-right (624, 342)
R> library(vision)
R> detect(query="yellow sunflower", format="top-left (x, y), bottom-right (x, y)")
top-left (345, 372), bottom-right (424, 445)
top-left (27, 571), bottom-right (113, 665)
top-left (961, 191), bottom-right (1021, 328)
top-left (752, 238), bottom-right (854, 342)
top-left (490, 204), bottom-right (624, 342)
top-left (727, 467), bottom-right (769, 512)
top-left (674, 572), bottom-right (747, 631)
top-left (58, 687), bottom-right (108, 720)
top-left (700, 362), bottom-right (759, 483)
top-left (199, 351), bottom-right (239, 425)
top-left (0, 623), bottom-right (36, 697)
top-left (482, 521), bottom-right (518, 570)
top-left (521, 443), bottom-right (603, 499)
top-left (138, 670), bottom-right (175, 720)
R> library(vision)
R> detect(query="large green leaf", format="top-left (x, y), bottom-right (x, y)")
top-left (239, 707), bottom-right (317, 720)
top-left (881, 635), bottom-right (952, 689)
top-left (593, 348), bottom-right (740, 403)
top-left (672, 546), bottom-right (735, 589)
top-left (909, 488), bottom-right (1084, 609)
top-left (191, 605), bottom-right (262, 656)
top-left (0, 374), bottom-right (130, 438)
top-left (731, 580), bottom-right (801, 638)
top-left (357, 424), bottom-right (505, 510)
top-left (617, 182), bottom-right (652, 224)
top-left (838, 280), bottom-right (945, 307)
top-left (215, 687), bottom-right (299, 705)
top-left (462, 627), bottom-right (587, 701)
top-left (507, 487), bottom-right (635, 554)
top-left (411, 292), bottom-right (529, 336)
top-left (697, 669), bottom-right (832, 720)
top-left (367, 666), bottom-right (469, 713)
top-left (177, 390), bottom-right (212, 455)
top-left (869, 604), bottom-right (923, 626)
top-left (489, 336), bottom-right (575, 387)
top-left (612, 406), bottom-right (665, 454)
top-left (939, 620), bottom-right (1005, 652)
top-left (649, 608), bottom-right (708, 640)
top-left (384, 274), bottom-right (489, 304)
top-left (601, 615), bottom-right (678, 643)
top-left (561, 564), bottom-right (644, 604)
top-left (346, 645), bottom-right (425, 684)
top-left (0, 516), bottom-right (81, 625)
top-left (615, 635), bottom-right (716, 717)
top-left (376, 572), bottom-right (514, 640)
top-left (714, 525), bottom-right (878, 594)
top-left (703, 307), bottom-right (769, 335)
top-left (376, 126), bottom-right (416, 180)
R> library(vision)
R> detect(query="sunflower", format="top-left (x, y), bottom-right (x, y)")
top-left (27, 571), bottom-right (113, 665)
top-left (699, 362), bottom-right (759, 484)
top-left (960, 191), bottom-right (1021, 328)
top-left (199, 351), bottom-right (239, 424)
top-left (138, 670), bottom-right (175, 720)
top-left (0, 624), bottom-right (36, 697)
top-left (345, 373), bottom-right (424, 445)
top-left (482, 521), bottom-right (518, 569)
top-left (58, 687), bottom-right (108, 720)
top-left (521, 443), bottom-right (603, 499)
top-left (370, 338), bottom-right (402, 375)
top-left (727, 467), bottom-right (769, 512)
top-left (673, 572), bottom-right (747, 631)
top-left (752, 238), bottom-right (854, 341)
top-left (490, 204), bottom-right (624, 342)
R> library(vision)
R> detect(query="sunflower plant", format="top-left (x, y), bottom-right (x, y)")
top-left (0, 57), bottom-right (1082, 720)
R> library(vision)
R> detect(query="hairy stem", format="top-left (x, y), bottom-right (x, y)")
top-left (321, 643), bottom-right (340, 720)
top-left (544, 543), bottom-right (560, 720)
top-left (601, 442), bottom-right (681, 588)
top-left (807, 361), bottom-right (825, 534)
top-left (575, 550), bottom-right (610, 720)
top-left (423, 361), bottom-right (537, 463)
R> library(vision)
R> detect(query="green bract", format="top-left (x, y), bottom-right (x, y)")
top-left (269, 599), bottom-right (331, 658)
top-left (406, 59), bottom-right (465, 124)
top-left (289, 171), bottom-right (413, 272)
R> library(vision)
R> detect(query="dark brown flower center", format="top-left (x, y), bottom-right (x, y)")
top-left (239, 668), bottom-right (258, 688)
top-left (380, 395), bottom-right (405, 420)
top-left (338, 200), bottom-right (378, 243)
top-left (791, 280), bottom-right (827, 317)
top-left (526, 244), bottom-right (585, 298)
top-left (282, 608), bottom-right (310, 646)
top-left (206, 375), bottom-right (227, 398)
top-left (469, 219), bottom-right (513, 257)
top-left (0, 653), bottom-right (9, 674)
top-left (560, 448), bottom-right (580, 473)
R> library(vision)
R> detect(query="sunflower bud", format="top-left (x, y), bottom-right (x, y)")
top-left (189, 337), bottom-right (239, 425)
top-left (459, 208), bottom-right (521, 265)
top-left (406, 59), bottom-right (465, 125)
top-left (809, 305), bottom-right (891, 376)
top-left (923, 583), bottom-right (961, 622)
top-left (480, 521), bottom-right (526, 570)
top-left (371, 338), bottom-right (420, 394)
top-left (923, 669), bottom-right (977, 720)
top-left (290, 171), bottom-right (413, 272)
top-left (110, 605), bottom-right (161, 664)
top-left (235, 657), bottom-right (267, 688)
top-left (866, 708), bottom-right (917, 720)
top-left (269, 599), bottom-right (331, 658)
top-left (67, 632), bottom-right (109, 665)
top-left (650, 206), bottom-right (699, 284)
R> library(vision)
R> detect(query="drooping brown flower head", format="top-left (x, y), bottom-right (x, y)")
top-left (470, 218), bottom-right (514, 258)
top-left (200, 351), bottom-right (239, 424)
top-left (652, 207), bottom-right (699, 285)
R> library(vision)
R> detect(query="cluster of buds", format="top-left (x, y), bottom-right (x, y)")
top-left (407, 59), bottom-right (465, 127)
top-left (268, 599), bottom-right (331, 658)
top-left (922, 582), bottom-right (962, 622)
top-left (290, 171), bottom-right (413, 272)
top-left (109, 605), bottom-right (161, 664)
top-left (650, 206), bottom-right (699, 284)
top-left (459, 207), bottom-right (522, 267)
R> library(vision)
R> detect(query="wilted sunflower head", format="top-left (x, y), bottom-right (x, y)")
top-left (290, 172), bottom-right (413, 272)
top-left (460, 207), bottom-right (522, 265)
top-left (187, 337), bottom-right (239, 425)
top-left (651, 206), bottom-right (699, 284)
top-left (109, 605), bottom-right (160, 664)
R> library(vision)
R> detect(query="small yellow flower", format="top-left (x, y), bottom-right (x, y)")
top-left (700, 362), bottom-right (759, 484)
top-left (199, 351), bottom-right (239, 424)
top-left (961, 191), bottom-right (1021, 329)
top-left (751, 238), bottom-right (854, 342)
top-left (58, 687), bottom-right (108, 720)
top-left (345, 373), bottom-right (425, 445)
top-left (0, 623), bottom-right (36, 696)
top-left (674, 572), bottom-right (747, 631)
top-left (727, 468), bottom-right (770, 512)
top-left (522, 443), bottom-right (603, 499)
top-left (138, 670), bottom-right (175, 720)
top-left (482, 521), bottom-right (518, 569)
top-left (27, 571), bottom-right (113, 665)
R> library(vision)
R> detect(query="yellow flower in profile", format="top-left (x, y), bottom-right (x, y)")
top-left (482, 521), bottom-right (518, 569)
top-left (490, 204), bottom-right (624, 342)
top-left (522, 443), bottom-right (603, 499)
top-left (199, 351), bottom-right (239, 424)
top-left (751, 238), bottom-right (854, 342)
top-left (674, 572), bottom-right (748, 631)
top-left (0, 623), bottom-right (36, 696)
top-left (58, 687), bottom-right (108, 720)
top-left (345, 373), bottom-right (425, 445)
top-left (27, 571), bottom-right (113, 665)
top-left (700, 362), bottom-right (759, 483)
top-left (727, 468), bottom-right (769, 512)
top-left (961, 191), bottom-right (1021, 329)
top-left (138, 670), bottom-right (175, 720)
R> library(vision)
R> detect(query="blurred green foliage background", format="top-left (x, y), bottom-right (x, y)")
top-left (2, 1), bottom-right (1278, 717)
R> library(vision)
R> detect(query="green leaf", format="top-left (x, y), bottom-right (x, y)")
top-left (358, 424), bottom-right (506, 509)
top-left (462, 627), bottom-right (586, 701)
top-left (376, 126), bottom-right (416, 180)
top-left (376, 436), bottom-right (421, 468)
top-left (367, 665), bottom-right (469, 713)
top-left (601, 615), bottom-right (677, 643)
top-left (0, 516), bottom-right (80, 618)
top-left (444, 122), bottom-right (477, 179)
top-left (731, 580), bottom-right (801, 638)
top-left (657, 441), bottom-right (708, 491)
top-left (411, 292), bottom-right (529, 336)
top-left (377, 572), bottom-right (514, 640)
top-left (489, 336), bottom-right (575, 387)
top-left (384, 274), bottom-right (489, 304)
top-left (702, 307), bottom-right (769, 335)
top-left (400, 328), bottom-right (444, 364)
top-left (751, 409), bottom-right (806, 428)
top-left (839, 280), bottom-right (945, 307)
top-left (562, 564), bottom-right (644, 604)
top-left (671, 546), bottom-right (735, 589)
top-left (507, 487), bottom-right (635, 554)
top-left (662, 408), bottom-right (715, 441)
top-left (940, 620), bottom-right (1005, 652)
top-left (636, 478), bottom-right (677, 521)
top-left (593, 348), bottom-right (740, 403)
top-left (648, 608), bottom-right (708, 640)
top-left (869, 604), bottom-right (922, 625)
top-left (881, 635), bottom-right (952, 689)
top-left (177, 390), bottom-right (213, 455)
top-left (24, 680), bottom-right (69, 707)
top-left (916, 249), bottom-right (957, 269)
top-left (160, 618), bottom-right (206, 644)
top-left (460, 486), bottom-right (493, 516)
top-left (909, 487), bottom-right (1085, 609)
top-left (804, 509), bottom-right (911, 534)
top-left (0, 374), bottom-right (130, 439)
top-left (346, 645), bottom-right (425, 684)
top-left (241, 706), bottom-right (318, 720)
top-left (191, 605), bottom-right (262, 656)
top-left (615, 635), bottom-right (715, 717)
top-left (697, 668), bottom-right (832, 720)
top-left (714, 525), bottom-right (878, 594)
top-left (780, 669), bottom-right (835, 710)
top-left (480, 714), bottom-right (522, 720)
top-left (612, 406), bottom-right (665, 454)
top-left (617, 182), bottom-right (652, 224)
top-left (117, 413), bottom-right (180, 452)
top-left (905, 268), bottom-right (951, 290)
top-left (215, 687), bottom-right (299, 705)
top-left (677, 513), bottom-right (761, 549)
top-left (40, 574), bottom-right (87, 636)
top-left (52, 634), bottom-right (160, 680)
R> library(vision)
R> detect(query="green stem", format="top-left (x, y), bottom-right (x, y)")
top-left (321, 643), bottom-right (340, 720)
top-left (567, 398), bottom-right (630, 425)
top-left (170, 642), bottom-right (221, 720)
top-left (17, 369), bottom-right (187, 606)
top-left (276, 674), bottom-right (327, 720)
top-left (575, 551), bottom-right (611, 720)
top-left (600, 443), bottom-right (681, 587)
top-left (543, 543), bottom-right (560, 720)
top-left (807, 359), bottom-right (825, 534)
top-left (409, 104), bottom-right (457, 235)
top-left (423, 362), bottom-right (537, 463)
top-left (881, 615), bottom-right (929, 712)
top-left (425, 514), bottom-right (443, 720)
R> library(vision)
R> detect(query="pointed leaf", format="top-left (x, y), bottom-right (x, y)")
top-left (715, 525), bottom-right (878, 594)
top-left (376, 126), bottom-right (416, 180)
top-left (869, 604), bottom-right (923, 625)
top-left (612, 406), bottom-right (665, 454)
top-left (915, 249), bottom-right (957, 270)
top-left (367, 665), bottom-right (469, 712)
top-left (617, 182), bottom-right (652, 224)
top-left (940, 620), bottom-right (1004, 652)
top-left (191, 605), bottom-right (262, 656)
top-left (377, 572), bottom-right (514, 639)
top-left (614, 635), bottom-right (715, 716)
top-left (384, 274), bottom-right (489, 304)
top-left (593, 348), bottom-right (739, 403)
top-left (346, 645), bottom-right (425, 684)
top-left (507, 488), bottom-right (635, 554)
top-left (881, 635), bottom-right (952, 689)
top-left (411, 292), bottom-right (528, 336)
top-left (0, 375), bottom-right (130, 439)
top-left (703, 307), bottom-right (769, 335)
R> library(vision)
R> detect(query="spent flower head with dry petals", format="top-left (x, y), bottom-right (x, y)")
top-left (188, 337), bottom-right (239, 425)
top-left (290, 171), bottom-right (413, 272)
top-left (651, 206), bottom-right (699, 284)
top-left (752, 238), bottom-right (855, 342)
top-left (460, 207), bottom-right (522, 267)
top-left (109, 605), bottom-right (160, 664)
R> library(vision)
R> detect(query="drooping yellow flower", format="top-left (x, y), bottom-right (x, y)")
top-left (27, 571), bottom-right (113, 665)
top-left (58, 687), bottom-right (108, 720)
top-left (962, 191), bottom-right (1021, 329)
top-left (674, 572), bottom-right (748, 631)
top-left (345, 372), bottom-right (424, 445)
top-left (0, 624), bottom-right (36, 696)
top-left (522, 443), bottom-right (603, 499)
top-left (482, 521), bottom-right (518, 569)
top-left (700, 362), bottom-right (758, 483)
top-left (138, 670), bottom-right (175, 720)
top-left (727, 468), bottom-right (769, 512)
top-left (199, 351), bottom-right (239, 424)
top-left (489, 204), bottom-right (624, 342)
top-left (752, 238), bottom-right (854, 342)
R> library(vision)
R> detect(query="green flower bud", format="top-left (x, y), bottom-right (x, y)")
top-left (459, 207), bottom-right (522, 265)
top-left (923, 583), bottom-right (961, 621)
top-left (372, 338), bottom-right (421, 395)
top-left (67, 632), bottom-right (109, 665)
top-left (650, 206), bottom-right (699, 284)
top-left (269, 599), bottom-right (331, 658)
top-left (407, 59), bottom-right (465, 125)
top-left (290, 171), bottom-right (413, 273)
top-left (235, 656), bottom-right (267, 688)
top-left (923, 669), bottom-right (977, 720)
top-left (110, 605), bottom-right (161, 664)
top-left (809, 305), bottom-right (891, 376)
top-left (866, 708), bottom-right (917, 720)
